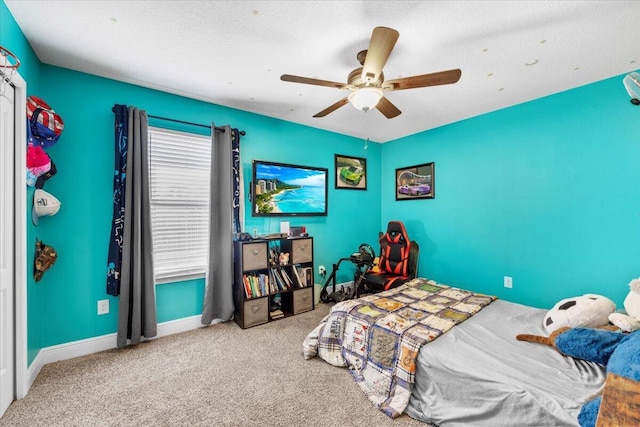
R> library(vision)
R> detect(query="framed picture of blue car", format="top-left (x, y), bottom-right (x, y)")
top-left (396, 162), bottom-right (435, 200)
top-left (335, 154), bottom-right (367, 190)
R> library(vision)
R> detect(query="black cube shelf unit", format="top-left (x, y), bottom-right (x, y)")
top-left (233, 235), bottom-right (315, 329)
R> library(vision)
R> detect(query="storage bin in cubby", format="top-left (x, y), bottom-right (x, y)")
top-left (288, 238), bottom-right (313, 264)
top-left (242, 298), bottom-right (269, 328)
top-left (242, 242), bottom-right (268, 271)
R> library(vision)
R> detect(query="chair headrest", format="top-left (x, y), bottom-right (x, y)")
top-left (387, 221), bottom-right (405, 234)
top-left (385, 221), bottom-right (410, 242)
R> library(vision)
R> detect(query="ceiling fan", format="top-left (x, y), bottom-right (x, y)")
top-left (280, 27), bottom-right (461, 119)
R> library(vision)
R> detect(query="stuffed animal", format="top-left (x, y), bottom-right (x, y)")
top-left (517, 327), bottom-right (640, 427)
top-left (543, 294), bottom-right (616, 334)
top-left (608, 278), bottom-right (640, 332)
top-left (517, 325), bottom-right (621, 366)
top-left (278, 252), bottom-right (290, 265)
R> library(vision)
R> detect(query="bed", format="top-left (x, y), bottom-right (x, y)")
top-left (303, 278), bottom-right (607, 426)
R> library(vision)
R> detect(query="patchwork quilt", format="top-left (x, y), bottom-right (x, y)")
top-left (303, 278), bottom-right (495, 418)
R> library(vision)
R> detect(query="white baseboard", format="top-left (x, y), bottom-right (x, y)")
top-left (26, 314), bottom-right (205, 393)
top-left (26, 351), bottom-right (44, 395)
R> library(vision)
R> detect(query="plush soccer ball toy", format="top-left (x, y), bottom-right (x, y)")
top-left (544, 294), bottom-right (616, 334)
top-left (608, 278), bottom-right (640, 332)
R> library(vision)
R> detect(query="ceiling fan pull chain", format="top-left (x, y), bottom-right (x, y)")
top-left (363, 110), bottom-right (370, 150)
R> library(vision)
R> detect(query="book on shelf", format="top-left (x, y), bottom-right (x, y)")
top-left (257, 274), bottom-right (264, 296)
top-left (253, 275), bottom-right (260, 297)
top-left (280, 268), bottom-right (293, 288)
top-left (282, 269), bottom-right (292, 289)
top-left (275, 267), bottom-right (294, 290)
top-left (243, 275), bottom-right (251, 298)
top-left (270, 309), bottom-right (284, 320)
top-left (249, 276), bottom-right (262, 297)
top-left (270, 268), bottom-right (285, 291)
top-left (292, 265), bottom-right (303, 288)
top-left (302, 267), bottom-right (313, 287)
top-left (274, 269), bottom-right (285, 291)
top-left (271, 268), bottom-right (281, 291)
top-left (243, 275), bottom-right (253, 298)
top-left (250, 275), bottom-right (257, 297)
top-left (269, 269), bottom-right (277, 293)
top-left (243, 273), bottom-right (270, 298)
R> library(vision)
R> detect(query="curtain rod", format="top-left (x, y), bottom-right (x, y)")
top-left (148, 114), bottom-right (246, 136)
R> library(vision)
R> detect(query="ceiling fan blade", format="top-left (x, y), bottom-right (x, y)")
top-left (280, 74), bottom-right (347, 89)
top-left (361, 27), bottom-right (399, 84)
top-left (313, 97), bottom-right (350, 118)
top-left (385, 69), bottom-right (461, 91)
top-left (376, 96), bottom-right (401, 119)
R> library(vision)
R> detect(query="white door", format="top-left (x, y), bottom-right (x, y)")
top-left (0, 80), bottom-right (15, 417)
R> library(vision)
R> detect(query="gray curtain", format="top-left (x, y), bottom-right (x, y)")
top-left (117, 107), bottom-right (157, 347)
top-left (201, 123), bottom-right (235, 324)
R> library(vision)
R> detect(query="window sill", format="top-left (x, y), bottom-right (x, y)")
top-left (155, 273), bottom-right (205, 285)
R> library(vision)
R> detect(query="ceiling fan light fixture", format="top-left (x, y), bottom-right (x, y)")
top-left (348, 87), bottom-right (383, 112)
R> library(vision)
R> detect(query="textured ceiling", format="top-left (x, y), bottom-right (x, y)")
top-left (5, 1), bottom-right (640, 142)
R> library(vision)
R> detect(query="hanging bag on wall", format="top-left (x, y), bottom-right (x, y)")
top-left (26, 96), bottom-right (64, 148)
top-left (26, 143), bottom-right (51, 186)
top-left (33, 240), bottom-right (57, 282)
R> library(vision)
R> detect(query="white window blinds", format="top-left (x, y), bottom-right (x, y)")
top-left (148, 126), bottom-right (211, 283)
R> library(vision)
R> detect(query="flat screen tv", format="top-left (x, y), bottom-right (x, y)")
top-left (251, 160), bottom-right (328, 217)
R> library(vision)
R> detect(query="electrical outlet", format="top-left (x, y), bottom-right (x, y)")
top-left (504, 276), bottom-right (513, 289)
top-left (97, 299), bottom-right (109, 315)
top-left (318, 265), bottom-right (326, 275)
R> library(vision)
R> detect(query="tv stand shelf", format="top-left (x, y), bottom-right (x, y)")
top-left (233, 235), bottom-right (314, 329)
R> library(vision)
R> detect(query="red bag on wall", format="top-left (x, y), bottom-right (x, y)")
top-left (26, 96), bottom-right (64, 148)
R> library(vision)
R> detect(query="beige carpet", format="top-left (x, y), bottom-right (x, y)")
top-left (2, 303), bottom-right (427, 427)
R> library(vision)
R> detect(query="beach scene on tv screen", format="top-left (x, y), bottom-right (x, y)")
top-left (254, 163), bottom-right (326, 215)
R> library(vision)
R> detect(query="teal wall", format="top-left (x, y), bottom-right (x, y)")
top-left (381, 77), bottom-right (640, 309)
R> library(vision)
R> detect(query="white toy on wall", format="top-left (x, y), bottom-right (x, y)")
top-left (543, 294), bottom-right (616, 334)
top-left (608, 278), bottom-right (640, 332)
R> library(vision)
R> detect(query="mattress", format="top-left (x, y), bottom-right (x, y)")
top-left (404, 299), bottom-right (607, 426)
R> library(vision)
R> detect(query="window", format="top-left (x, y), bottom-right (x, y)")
top-left (148, 127), bottom-right (211, 283)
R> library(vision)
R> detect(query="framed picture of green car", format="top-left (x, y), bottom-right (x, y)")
top-left (396, 162), bottom-right (435, 200)
top-left (335, 154), bottom-right (367, 190)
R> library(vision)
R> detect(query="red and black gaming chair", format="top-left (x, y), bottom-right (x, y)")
top-left (361, 221), bottom-right (419, 293)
